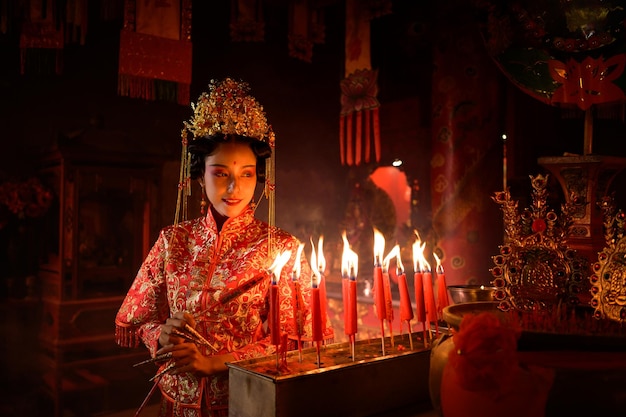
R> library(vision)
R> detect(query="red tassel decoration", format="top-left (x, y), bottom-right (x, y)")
top-left (373, 106), bottom-right (381, 163)
top-left (346, 111), bottom-right (354, 166)
top-left (364, 109), bottom-right (371, 163)
top-left (355, 110), bottom-right (362, 166)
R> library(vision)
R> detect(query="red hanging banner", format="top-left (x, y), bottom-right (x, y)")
top-left (340, 0), bottom-right (389, 166)
top-left (117, 0), bottom-right (192, 105)
top-left (19, 0), bottom-right (64, 75)
top-left (340, 69), bottom-right (381, 166)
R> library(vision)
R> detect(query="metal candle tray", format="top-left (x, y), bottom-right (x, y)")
top-left (227, 335), bottom-right (431, 417)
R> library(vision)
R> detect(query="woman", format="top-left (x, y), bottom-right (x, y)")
top-left (115, 78), bottom-right (332, 416)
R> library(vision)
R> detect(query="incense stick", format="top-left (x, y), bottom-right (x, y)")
top-left (193, 274), bottom-right (266, 320)
top-left (149, 362), bottom-right (176, 382)
top-left (133, 352), bottom-right (173, 367)
top-left (182, 323), bottom-right (218, 351)
top-left (135, 375), bottom-right (162, 417)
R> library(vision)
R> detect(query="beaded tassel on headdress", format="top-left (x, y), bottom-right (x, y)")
top-left (265, 129), bottom-right (276, 256)
top-left (175, 78), bottom-right (276, 252)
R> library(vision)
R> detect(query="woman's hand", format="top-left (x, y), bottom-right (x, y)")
top-left (158, 311), bottom-right (196, 347)
top-left (156, 342), bottom-right (233, 377)
top-left (157, 311), bottom-right (234, 377)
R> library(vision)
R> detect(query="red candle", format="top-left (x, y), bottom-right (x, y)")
top-left (397, 272), bottom-right (413, 323)
top-left (342, 275), bottom-right (349, 331)
top-left (291, 243), bottom-right (305, 337)
top-left (267, 250), bottom-right (292, 347)
top-left (310, 244), bottom-right (323, 343)
top-left (413, 271), bottom-right (426, 324)
top-left (311, 286), bottom-right (323, 342)
top-left (373, 228), bottom-right (387, 322)
top-left (346, 277), bottom-right (358, 335)
top-left (423, 270), bottom-right (438, 325)
top-left (291, 281), bottom-right (304, 333)
top-left (373, 265), bottom-right (386, 321)
top-left (412, 237), bottom-right (429, 343)
top-left (382, 245), bottom-right (402, 338)
top-left (342, 232), bottom-right (359, 337)
top-left (316, 236), bottom-right (329, 331)
top-left (373, 228), bottom-right (387, 353)
top-left (382, 269), bottom-right (394, 330)
top-left (319, 276), bottom-right (329, 330)
top-left (269, 283), bottom-right (281, 346)
top-left (434, 254), bottom-right (450, 318)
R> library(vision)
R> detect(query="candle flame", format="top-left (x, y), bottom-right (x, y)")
top-left (310, 239), bottom-right (321, 287)
top-left (395, 246), bottom-right (404, 275)
top-left (373, 228), bottom-right (385, 266)
top-left (433, 252), bottom-right (444, 274)
top-left (382, 245), bottom-right (399, 273)
top-left (412, 235), bottom-right (429, 273)
top-left (268, 250), bottom-right (292, 284)
top-left (317, 235), bottom-right (326, 275)
top-left (341, 232), bottom-right (350, 277)
top-left (349, 252), bottom-right (358, 279)
top-left (292, 242), bottom-right (305, 281)
top-left (412, 238), bottom-right (430, 273)
top-left (341, 231), bottom-right (359, 279)
top-left (421, 243), bottom-right (431, 273)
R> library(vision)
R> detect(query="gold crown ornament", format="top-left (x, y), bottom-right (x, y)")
top-left (175, 78), bottom-right (276, 226)
top-left (490, 174), bottom-right (590, 312)
top-left (184, 78), bottom-right (275, 145)
top-left (591, 196), bottom-right (626, 322)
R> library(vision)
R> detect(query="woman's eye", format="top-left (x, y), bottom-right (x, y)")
top-left (242, 171), bottom-right (254, 178)
top-left (214, 171), bottom-right (227, 177)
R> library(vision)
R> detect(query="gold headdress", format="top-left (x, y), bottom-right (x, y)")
top-left (175, 78), bottom-right (276, 233)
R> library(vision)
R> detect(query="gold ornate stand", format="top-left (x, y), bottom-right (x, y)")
top-left (538, 155), bottom-right (626, 262)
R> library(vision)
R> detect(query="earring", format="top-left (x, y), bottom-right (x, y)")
top-left (200, 194), bottom-right (207, 215)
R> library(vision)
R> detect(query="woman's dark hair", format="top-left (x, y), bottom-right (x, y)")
top-left (188, 133), bottom-right (272, 183)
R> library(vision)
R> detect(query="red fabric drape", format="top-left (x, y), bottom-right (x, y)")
top-left (430, 14), bottom-right (503, 286)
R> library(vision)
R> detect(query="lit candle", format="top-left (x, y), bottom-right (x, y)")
top-left (395, 247), bottom-right (414, 328)
top-left (342, 236), bottom-right (359, 334)
top-left (291, 243), bottom-right (305, 361)
top-left (422, 255), bottom-right (439, 336)
top-left (348, 259), bottom-right (358, 361)
top-left (347, 261), bottom-right (358, 337)
top-left (316, 235), bottom-right (329, 334)
top-left (373, 228), bottom-right (387, 355)
top-left (382, 245), bottom-right (398, 345)
top-left (268, 250), bottom-right (292, 347)
top-left (434, 253), bottom-right (450, 320)
top-left (309, 245), bottom-right (323, 343)
top-left (341, 232), bottom-right (353, 335)
top-left (412, 238), bottom-right (427, 343)
top-left (310, 243), bottom-right (323, 368)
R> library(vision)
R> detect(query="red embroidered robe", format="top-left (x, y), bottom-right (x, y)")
top-left (115, 205), bottom-right (328, 416)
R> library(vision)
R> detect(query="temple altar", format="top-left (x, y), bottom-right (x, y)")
top-left (228, 335), bottom-right (431, 417)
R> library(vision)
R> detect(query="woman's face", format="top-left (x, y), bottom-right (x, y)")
top-left (203, 142), bottom-right (258, 218)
